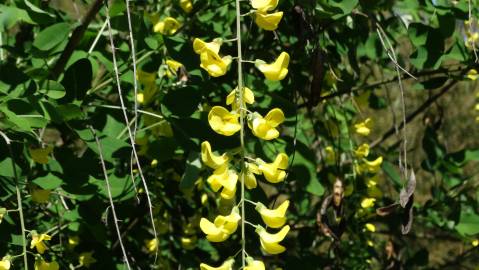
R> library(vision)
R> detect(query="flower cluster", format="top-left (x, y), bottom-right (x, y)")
top-left (198, 0), bottom-right (290, 268)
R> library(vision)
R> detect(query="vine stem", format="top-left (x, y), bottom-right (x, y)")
top-left (0, 131), bottom-right (28, 270)
top-left (234, 0), bottom-right (247, 267)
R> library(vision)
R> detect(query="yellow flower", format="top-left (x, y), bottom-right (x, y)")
top-left (200, 258), bottom-right (235, 270)
top-left (193, 38), bottom-right (232, 77)
top-left (136, 70), bottom-right (157, 105)
top-left (354, 118), bottom-right (372, 136)
top-left (201, 193), bottom-right (208, 205)
top-left (79, 251), bottom-right (97, 268)
top-left (180, 0), bottom-right (193, 13)
top-left (367, 240), bottom-right (374, 247)
top-left (34, 260), bottom-right (59, 270)
top-left (201, 141), bottom-right (229, 169)
top-left (29, 146), bottom-right (54, 164)
top-left (250, 108), bottom-right (285, 140)
top-left (361, 198), bottom-right (376, 208)
top-left (244, 162), bottom-right (260, 189)
top-left (472, 239), bottom-right (479, 247)
top-left (208, 106), bottom-right (241, 136)
top-left (362, 156), bottom-right (383, 173)
top-left (30, 232), bottom-right (51, 254)
top-left (245, 257), bottom-right (265, 270)
top-left (258, 153), bottom-right (288, 183)
top-left (151, 159), bottom-right (158, 167)
top-left (68, 235), bottom-right (79, 249)
top-left (325, 146), bottom-right (336, 164)
top-left (467, 69), bottom-right (478, 80)
top-left (154, 17), bottom-right (181, 35)
top-left (255, 52), bottom-right (290, 81)
top-left (256, 225), bottom-right (290, 254)
top-left (365, 223), bottom-right (376, 232)
top-left (256, 200), bottom-right (289, 228)
top-left (166, 59), bottom-right (184, 78)
top-left (355, 144), bottom-right (370, 159)
top-left (0, 257), bottom-right (11, 270)
top-left (255, 11), bottom-right (283, 31)
top-left (31, 188), bottom-right (51, 204)
top-left (206, 165), bottom-right (238, 199)
top-left (251, 0), bottom-right (279, 12)
top-left (226, 87), bottom-right (255, 110)
top-left (199, 207), bottom-right (241, 242)
top-left (145, 238), bottom-right (158, 253)
top-left (0, 208), bottom-right (6, 224)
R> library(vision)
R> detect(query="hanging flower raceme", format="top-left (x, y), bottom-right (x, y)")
top-left (201, 141), bottom-right (229, 169)
top-left (255, 52), bottom-right (290, 81)
top-left (245, 257), bottom-right (266, 270)
top-left (208, 106), bottom-right (241, 136)
top-left (226, 87), bottom-right (255, 110)
top-left (257, 153), bottom-right (288, 183)
top-left (200, 258), bottom-right (235, 270)
top-left (249, 108), bottom-right (285, 140)
top-left (256, 225), bottom-right (290, 254)
top-left (354, 118), bottom-right (373, 136)
top-left (30, 232), bottom-right (51, 254)
top-left (251, 0), bottom-right (279, 12)
top-left (206, 165), bottom-right (238, 199)
top-left (255, 200), bottom-right (289, 228)
top-left (34, 259), bottom-right (59, 270)
top-left (200, 207), bottom-right (241, 242)
top-left (154, 17), bottom-right (181, 35)
top-left (193, 38), bottom-right (232, 77)
top-left (180, 0), bottom-right (193, 13)
top-left (0, 256), bottom-right (11, 270)
top-left (255, 11), bottom-right (283, 31)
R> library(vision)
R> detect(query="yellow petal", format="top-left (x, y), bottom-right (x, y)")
top-left (264, 108), bottom-right (285, 127)
top-left (180, 0), bottom-right (193, 13)
top-left (255, 11), bottom-right (283, 31)
top-left (30, 233), bottom-right (51, 254)
top-left (193, 38), bottom-right (222, 55)
top-left (201, 141), bottom-right (229, 169)
top-left (226, 87), bottom-right (255, 110)
top-left (361, 198), bottom-right (376, 208)
top-left (244, 171), bottom-right (258, 189)
top-left (256, 52), bottom-right (290, 81)
top-left (362, 156), bottom-right (383, 173)
top-left (256, 225), bottom-right (290, 254)
top-left (245, 258), bottom-right (265, 270)
top-left (166, 59), bottom-right (183, 77)
top-left (354, 118), bottom-right (372, 136)
top-left (214, 207), bottom-right (241, 234)
top-left (251, 0), bottom-right (279, 12)
top-left (256, 200), bottom-right (289, 228)
top-left (355, 144), bottom-right (370, 159)
top-left (467, 69), bottom-right (478, 80)
top-left (200, 259), bottom-right (235, 270)
top-left (29, 146), bottom-right (54, 164)
top-left (0, 257), bottom-right (11, 270)
top-left (365, 223), bottom-right (376, 232)
top-left (145, 238), bottom-right (158, 253)
top-left (258, 153), bottom-right (288, 183)
top-left (153, 17), bottom-right (181, 35)
top-left (208, 106), bottom-right (241, 136)
top-left (199, 218), bottom-right (229, 242)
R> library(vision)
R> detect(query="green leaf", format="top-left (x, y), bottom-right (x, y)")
top-left (61, 58), bottom-right (92, 102)
top-left (180, 152), bottom-right (202, 191)
top-left (33, 22), bottom-right (70, 51)
top-left (32, 173), bottom-right (63, 189)
top-left (0, 5), bottom-right (34, 30)
top-left (456, 211), bottom-right (479, 236)
top-left (39, 80), bottom-right (66, 99)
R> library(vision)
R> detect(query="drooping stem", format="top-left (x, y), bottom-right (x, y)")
top-left (234, 0), bottom-right (246, 267)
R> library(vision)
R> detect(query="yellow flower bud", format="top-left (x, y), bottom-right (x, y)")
top-left (361, 198), bottom-right (376, 208)
top-left (467, 69), bottom-right (478, 81)
top-left (354, 118), bottom-right (372, 136)
top-left (201, 193), bottom-right (208, 205)
top-left (180, 0), bottom-right (193, 13)
top-left (68, 235), bottom-right (79, 249)
top-left (365, 223), bottom-right (376, 232)
top-left (362, 156), bottom-right (383, 173)
top-left (255, 11), bottom-right (283, 31)
top-left (208, 106), bottom-right (241, 136)
top-left (200, 259), bottom-right (235, 270)
top-left (30, 232), bottom-right (52, 254)
top-left (250, 108), bottom-right (285, 140)
top-left (145, 238), bottom-right (158, 253)
top-left (251, 0), bottom-right (279, 12)
top-left (256, 200), bottom-right (289, 228)
top-left (154, 17), bottom-right (181, 35)
top-left (34, 259), bottom-right (59, 270)
top-left (258, 153), bottom-right (288, 183)
top-left (255, 52), bottom-right (290, 81)
top-left (256, 225), bottom-right (290, 254)
top-left (245, 257), bottom-right (266, 270)
top-left (201, 141), bottom-right (229, 169)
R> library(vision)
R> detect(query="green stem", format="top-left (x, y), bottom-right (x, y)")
top-left (234, 0), bottom-right (246, 267)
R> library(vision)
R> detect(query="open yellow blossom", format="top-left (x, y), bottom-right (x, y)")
top-left (365, 223), bottom-right (376, 232)
top-left (0, 208), bottom-right (6, 224)
top-left (256, 200), bottom-right (289, 228)
top-left (255, 52), bottom-right (290, 81)
top-left (258, 153), bottom-right (288, 183)
top-left (34, 260), bottom-right (59, 270)
top-left (79, 251), bottom-right (97, 268)
top-left (180, 0), bottom-right (193, 13)
top-left (251, 0), bottom-right (278, 12)
top-left (31, 188), bottom-right (51, 203)
top-left (255, 11), bottom-right (283, 31)
top-left (250, 108), bottom-right (285, 140)
top-left (256, 225), bottom-right (290, 254)
top-left (362, 156), bottom-right (383, 173)
top-left (201, 141), bottom-right (229, 169)
top-left (361, 198), bottom-right (376, 208)
top-left (200, 207), bottom-right (241, 242)
top-left (0, 257), bottom-right (11, 270)
top-left (208, 106), bottom-right (241, 136)
top-left (166, 59), bottom-right (184, 78)
top-left (30, 232), bottom-right (51, 254)
top-left (467, 69), bottom-right (478, 80)
top-left (245, 257), bottom-right (265, 270)
top-left (193, 38), bottom-right (232, 77)
top-left (226, 87), bottom-right (255, 110)
top-left (354, 118), bottom-right (372, 136)
top-left (207, 165), bottom-right (238, 199)
top-left (200, 259), bottom-right (235, 270)
top-left (154, 17), bottom-right (181, 35)
top-left (355, 144), bottom-right (370, 159)
top-left (145, 238), bottom-right (158, 253)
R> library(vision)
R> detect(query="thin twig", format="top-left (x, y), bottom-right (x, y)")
top-left (125, 0), bottom-right (139, 140)
top-left (88, 20), bottom-right (108, 55)
top-left (89, 126), bottom-right (132, 269)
